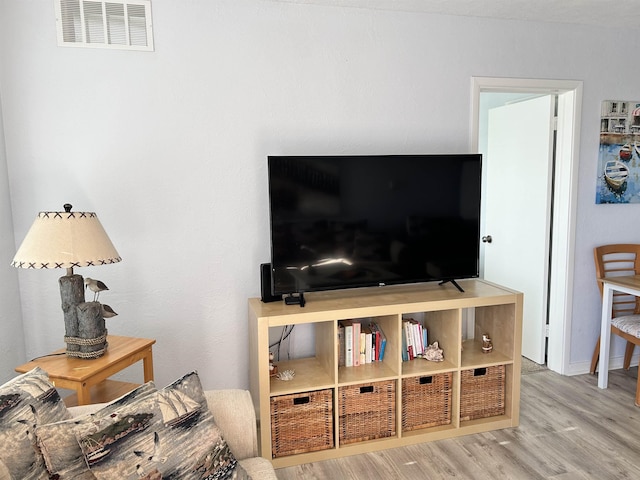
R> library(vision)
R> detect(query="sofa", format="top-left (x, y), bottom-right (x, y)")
top-left (68, 389), bottom-right (278, 480)
top-left (0, 367), bottom-right (277, 480)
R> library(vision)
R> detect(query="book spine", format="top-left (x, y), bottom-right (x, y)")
top-left (405, 321), bottom-right (415, 360)
top-left (371, 331), bottom-right (376, 362)
top-left (353, 322), bottom-right (361, 367)
top-left (412, 320), bottom-right (423, 356)
top-left (344, 323), bottom-right (353, 367)
top-left (379, 336), bottom-right (386, 361)
top-left (365, 331), bottom-right (373, 364)
top-left (401, 330), bottom-right (408, 362)
top-left (338, 324), bottom-right (345, 367)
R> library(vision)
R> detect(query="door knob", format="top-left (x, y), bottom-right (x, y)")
top-left (482, 235), bottom-right (492, 243)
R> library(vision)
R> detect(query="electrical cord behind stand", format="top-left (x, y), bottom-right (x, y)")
top-left (270, 324), bottom-right (294, 361)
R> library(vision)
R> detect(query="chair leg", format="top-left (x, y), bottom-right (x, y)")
top-left (623, 341), bottom-right (635, 370)
top-left (590, 336), bottom-right (601, 374)
top-left (636, 357), bottom-right (640, 407)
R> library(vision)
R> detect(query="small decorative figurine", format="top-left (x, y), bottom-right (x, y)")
top-left (482, 334), bottom-right (493, 353)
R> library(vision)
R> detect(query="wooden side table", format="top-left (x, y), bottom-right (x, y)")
top-left (15, 335), bottom-right (155, 406)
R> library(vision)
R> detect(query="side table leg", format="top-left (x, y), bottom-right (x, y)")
top-left (77, 383), bottom-right (91, 406)
top-left (143, 348), bottom-right (154, 383)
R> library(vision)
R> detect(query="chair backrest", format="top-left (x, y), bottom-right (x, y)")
top-left (594, 244), bottom-right (640, 317)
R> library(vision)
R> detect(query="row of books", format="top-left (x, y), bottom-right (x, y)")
top-left (338, 320), bottom-right (387, 367)
top-left (402, 318), bottom-right (428, 362)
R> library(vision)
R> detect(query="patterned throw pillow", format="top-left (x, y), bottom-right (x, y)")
top-left (36, 382), bottom-right (157, 479)
top-left (0, 367), bottom-right (70, 480)
top-left (74, 371), bottom-right (252, 480)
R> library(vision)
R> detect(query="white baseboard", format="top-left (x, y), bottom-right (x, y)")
top-left (563, 353), bottom-right (640, 376)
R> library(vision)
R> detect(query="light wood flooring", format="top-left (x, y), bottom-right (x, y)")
top-left (275, 367), bottom-right (640, 479)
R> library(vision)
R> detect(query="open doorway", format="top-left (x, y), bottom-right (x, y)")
top-left (471, 77), bottom-right (583, 374)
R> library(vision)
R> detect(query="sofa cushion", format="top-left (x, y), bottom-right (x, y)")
top-left (36, 381), bottom-right (157, 479)
top-left (0, 367), bottom-right (70, 480)
top-left (204, 389), bottom-right (258, 460)
top-left (74, 371), bottom-right (252, 479)
top-left (238, 457), bottom-right (280, 480)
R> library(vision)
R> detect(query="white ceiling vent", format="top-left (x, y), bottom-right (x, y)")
top-left (55, 0), bottom-right (154, 51)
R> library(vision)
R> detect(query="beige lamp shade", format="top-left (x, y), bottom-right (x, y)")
top-left (11, 205), bottom-right (121, 271)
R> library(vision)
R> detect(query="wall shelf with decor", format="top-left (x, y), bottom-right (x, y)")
top-left (248, 279), bottom-right (523, 468)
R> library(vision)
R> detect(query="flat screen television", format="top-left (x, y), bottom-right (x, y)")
top-left (267, 154), bottom-right (482, 301)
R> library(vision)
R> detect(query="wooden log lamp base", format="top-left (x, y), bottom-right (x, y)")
top-left (59, 273), bottom-right (109, 358)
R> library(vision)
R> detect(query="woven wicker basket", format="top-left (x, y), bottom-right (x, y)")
top-left (338, 380), bottom-right (396, 445)
top-left (460, 365), bottom-right (506, 421)
top-left (270, 389), bottom-right (334, 457)
top-left (402, 372), bottom-right (453, 431)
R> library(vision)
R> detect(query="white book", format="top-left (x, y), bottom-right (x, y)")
top-left (403, 321), bottom-right (414, 360)
top-left (413, 321), bottom-right (423, 355)
top-left (364, 328), bottom-right (373, 364)
top-left (338, 323), bottom-right (345, 367)
top-left (343, 321), bottom-right (354, 367)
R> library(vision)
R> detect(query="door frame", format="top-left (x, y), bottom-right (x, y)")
top-left (470, 77), bottom-right (583, 374)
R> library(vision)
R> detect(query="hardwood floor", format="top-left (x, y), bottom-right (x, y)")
top-left (275, 367), bottom-right (640, 479)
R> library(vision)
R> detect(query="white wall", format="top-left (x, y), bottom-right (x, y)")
top-left (1, 0), bottom-right (639, 388)
top-left (0, 7), bottom-right (26, 380)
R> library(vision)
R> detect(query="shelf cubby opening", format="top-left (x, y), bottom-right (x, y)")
top-left (470, 304), bottom-right (516, 361)
top-left (269, 320), bottom-right (335, 396)
top-left (337, 314), bottom-right (399, 385)
top-left (401, 309), bottom-right (460, 375)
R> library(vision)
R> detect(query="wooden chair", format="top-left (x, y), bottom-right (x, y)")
top-left (591, 244), bottom-right (640, 405)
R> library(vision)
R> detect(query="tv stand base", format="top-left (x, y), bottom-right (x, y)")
top-left (284, 292), bottom-right (306, 307)
top-left (439, 279), bottom-right (465, 293)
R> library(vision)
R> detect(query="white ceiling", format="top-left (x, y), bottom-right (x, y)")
top-left (268, 0), bottom-right (640, 29)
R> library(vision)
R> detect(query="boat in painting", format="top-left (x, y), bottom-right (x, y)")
top-left (619, 143), bottom-right (632, 160)
top-left (83, 441), bottom-right (111, 465)
top-left (0, 393), bottom-right (21, 418)
top-left (604, 160), bottom-right (629, 191)
top-left (158, 390), bottom-right (201, 428)
top-left (79, 412), bottom-right (153, 466)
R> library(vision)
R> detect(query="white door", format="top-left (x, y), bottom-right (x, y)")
top-left (483, 95), bottom-right (555, 364)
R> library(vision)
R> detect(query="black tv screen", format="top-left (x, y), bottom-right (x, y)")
top-left (267, 154), bottom-right (482, 297)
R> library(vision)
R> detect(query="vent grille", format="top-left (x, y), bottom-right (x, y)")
top-left (55, 0), bottom-right (154, 51)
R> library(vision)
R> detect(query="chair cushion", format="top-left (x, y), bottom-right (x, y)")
top-left (612, 314), bottom-right (640, 338)
top-left (0, 367), bottom-right (70, 480)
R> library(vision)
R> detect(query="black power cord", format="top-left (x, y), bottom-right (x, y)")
top-left (269, 324), bottom-right (294, 361)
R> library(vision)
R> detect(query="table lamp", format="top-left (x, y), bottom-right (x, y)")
top-left (11, 204), bottom-right (121, 358)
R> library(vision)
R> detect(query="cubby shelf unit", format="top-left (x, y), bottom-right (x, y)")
top-left (248, 279), bottom-right (523, 468)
